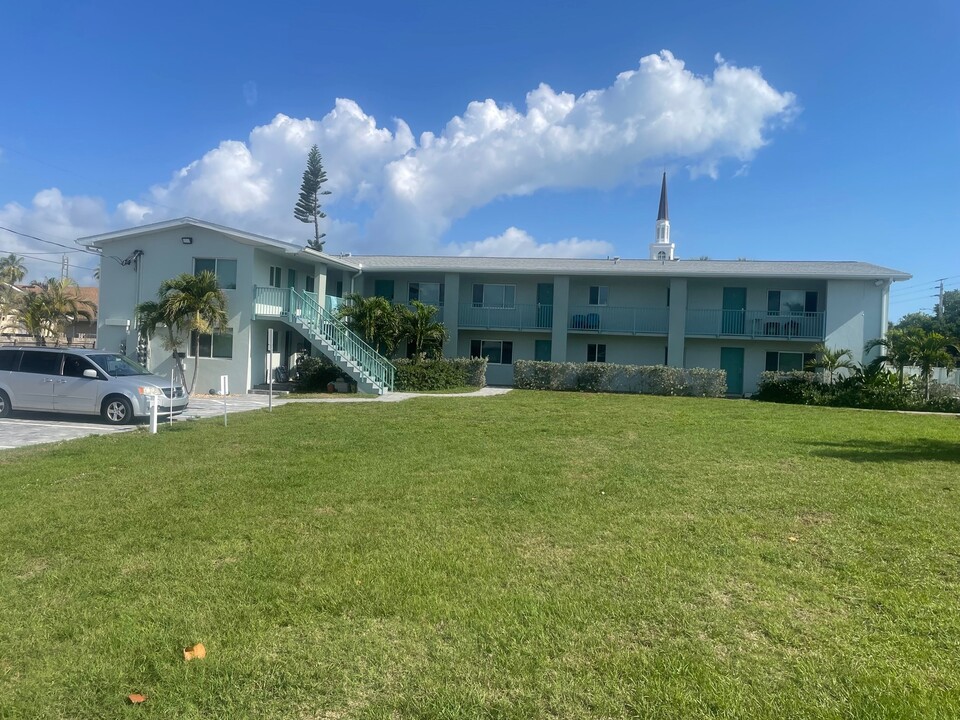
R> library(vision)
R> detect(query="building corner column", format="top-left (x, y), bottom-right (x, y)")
top-left (551, 275), bottom-right (570, 362)
top-left (443, 272), bottom-right (460, 358)
top-left (667, 277), bottom-right (687, 367)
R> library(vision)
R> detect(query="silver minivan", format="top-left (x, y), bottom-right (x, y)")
top-left (0, 347), bottom-right (188, 424)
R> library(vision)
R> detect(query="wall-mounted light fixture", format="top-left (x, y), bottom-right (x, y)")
top-left (181, 236), bottom-right (193, 245)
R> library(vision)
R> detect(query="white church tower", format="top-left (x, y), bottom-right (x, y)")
top-left (649, 172), bottom-right (675, 261)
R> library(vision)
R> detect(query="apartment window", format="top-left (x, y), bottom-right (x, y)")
top-left (409, 282), bottom-right (445, 306)
top-left (305, 275), bottom-right (316, 293)
top-left (374, 279), bottom-right (395, 300)
top-left (194, 258), bottom-right (237, 290)
top-left (470, 339), bottom-right (513, 365)
top-left (587, 343), bottom-right (607, 363)
top-left (335, 280), bottom-right (343, 297)
top-left (189, 329), bottom-right (234, 358)
top-left (269, 266), bottom-right (282, 288)
top-left (588, 286), bottom-right (608, 306)
top-left (767, 290), bottom-right (818, 315)
top-left (765, 351), bottom-right (815, 372)
top-left (287, 269), bottom-right (297, 289)
top-left (472, 283), bottom-right (515, 308)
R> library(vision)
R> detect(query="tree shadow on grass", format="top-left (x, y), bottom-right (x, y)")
top-left (806, 439), bottom-right (960, 464)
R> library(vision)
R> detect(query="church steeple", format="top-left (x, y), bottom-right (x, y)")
top-left (650, 172), bottom-right (675, 261)
top-left (657, 172), bottom-right (669, 222)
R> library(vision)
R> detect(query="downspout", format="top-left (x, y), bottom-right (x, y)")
top-left (350, 263), bottom-right (363, 295)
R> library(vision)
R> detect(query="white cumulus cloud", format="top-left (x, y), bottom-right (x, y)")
top-left (450, 227), bottom-right (613, 258)
top-left (2, 50), bottom-right (796, 268)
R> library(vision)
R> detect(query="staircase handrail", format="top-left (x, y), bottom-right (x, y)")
top-left (289, 288), bottom-right (395, 391)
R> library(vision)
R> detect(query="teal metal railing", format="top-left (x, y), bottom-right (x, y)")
top-left (685, 309), bottom-right (825, 339)
top-left (254, 286), bottom-right (395, 392)
top-left (458, 303), bottom-right (553, 330)
top-left (568, 305), bottom-right (669, 335)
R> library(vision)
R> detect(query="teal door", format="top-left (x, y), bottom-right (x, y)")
top-left (721, 287), bottom-right (746, 334)
top-left (720, 347), bottom-right (745, 395)
top-left (536, 283), bottom-right (554, 328)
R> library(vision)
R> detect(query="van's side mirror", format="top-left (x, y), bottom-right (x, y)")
top-left (82, 369), bottom-right (99, 379)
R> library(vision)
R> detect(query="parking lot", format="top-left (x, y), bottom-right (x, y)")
top-left (0, 395), bottom-right (292, 450)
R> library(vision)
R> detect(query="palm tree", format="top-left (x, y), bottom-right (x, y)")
top-left (0, 254), bottom-right (27, 285)
top-left (157, 271), bottom-right (229, 394)
top-left (399, 301), bottom-right (448, 359)
top-left (904, 331), bottom-right (956, 399)
top-left (10, 291), bottom-right (51, 345)
top-left (805, 343), bottom-right (855, 384)
top-left (337, 293), bottom-right (400, 355)
top-left (36, 278), bottom-right (96, 343)
top-left (865, 329), bottom-right (914, 389)
top-left (134, 298), bottom-right (187, 388)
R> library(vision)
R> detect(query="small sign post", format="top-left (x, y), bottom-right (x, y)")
top-left (267, 329), bottom-right (274, 412)
top-left (149, 395), bottom-right (158, 434)
top-left (220, 375), bottom-right (229, 427)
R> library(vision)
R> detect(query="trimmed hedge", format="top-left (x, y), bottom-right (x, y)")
top-left (513, 360), bottom-right (727, 397)
top-left (393, 357), bottom-right (487, 391)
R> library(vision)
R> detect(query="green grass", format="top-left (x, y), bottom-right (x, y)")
top-left (1, 392), bottom-right (958, 719)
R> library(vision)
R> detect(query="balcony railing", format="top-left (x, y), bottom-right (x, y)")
top-left (686, 309), bottom-right (825, 339)
top-left (568, 306), bottom-right (669, 335)
top-left (459, 304), bottom-right (553, 331)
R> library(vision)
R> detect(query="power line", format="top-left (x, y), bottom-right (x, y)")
top-left (0, 248), bottom-right (97, 272)
top-left (0, 224), bottom-right (101, 256)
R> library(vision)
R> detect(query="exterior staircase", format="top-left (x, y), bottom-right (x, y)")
top-left (254, 287), bottom-right (394, 395)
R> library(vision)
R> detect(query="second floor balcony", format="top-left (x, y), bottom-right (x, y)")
top-left (686, 309), bottom-right (825, 340)
top-left (568, 305), bottom-right (669, 335)
top-left (459, 304), bottom-right (552, 331)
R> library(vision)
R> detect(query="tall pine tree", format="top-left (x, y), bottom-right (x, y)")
top-left (294, 145), bottom-right (332, 250)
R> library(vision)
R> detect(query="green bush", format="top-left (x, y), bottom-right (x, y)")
top-left (294, 356), bottom-right (344, 392)
top-left (513, 360), bottom-right (727, 397)
top-left (754, 370), bottom-right (960, 413)
top-left (394, 357), bottom-right (487, 391)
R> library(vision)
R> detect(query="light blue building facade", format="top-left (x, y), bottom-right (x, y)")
top-left (83, 205), bottom-right (909, 396)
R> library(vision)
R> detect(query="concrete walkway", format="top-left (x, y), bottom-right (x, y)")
top-left (0, 387), bottom-right (511, 450)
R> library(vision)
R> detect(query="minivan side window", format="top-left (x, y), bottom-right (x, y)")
top-left (0, 350), bottom-right (22, 372)
top-left (63, 354), bottom-right (97, 378)
top-left (19, 351), bottom-right (62, 375)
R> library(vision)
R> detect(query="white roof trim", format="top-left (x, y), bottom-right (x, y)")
top-left (78, 217), bottom-right (361, 271)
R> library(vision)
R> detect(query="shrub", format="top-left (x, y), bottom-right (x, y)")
top-left (294, 356), bottom-right (345, 392)
top-left (394, 357), bottom-right (487, 391)
top-left (754, 370), bottom-right (960, 413)
top-left (513, 360), bottom-right (727, 397)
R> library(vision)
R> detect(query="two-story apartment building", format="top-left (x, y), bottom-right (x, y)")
top-left (81, 181), bottom-right (909, 396)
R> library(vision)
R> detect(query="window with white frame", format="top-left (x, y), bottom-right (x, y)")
top-left (409, 282), bottom-right (444, 306)
top-left (305, 275), bottom-right (315, 293)
top-left (268, 266), bottom-right (282, 288)
top-left (470, 339), bottom-right (513, 365)
top-left (765, 351), bottom-right (815, 372)
top-left (189, 328), bottom-right (234, 358)
top-left (588, 286), bottom-right (608, 306)
top-left (587, 343), bottom-right (607, 363)
top-left (194, 258), bottom-right (237, 290)
top-left (472, 284), bottom-right (515, 308)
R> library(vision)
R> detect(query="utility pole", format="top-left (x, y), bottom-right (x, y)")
top-left (60, 254), bottom-right (69, 280)
top-left (936, 279), bottom-right (945, 322)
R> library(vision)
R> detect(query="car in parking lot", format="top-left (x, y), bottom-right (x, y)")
top-left (0, 347), bottom-right (188, 424)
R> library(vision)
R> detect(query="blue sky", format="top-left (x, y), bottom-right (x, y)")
top-left (0, 0), bottom-right (957, 319)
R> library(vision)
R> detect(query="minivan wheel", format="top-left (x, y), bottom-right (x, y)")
top-left (0, 390), bottom-right (10, 418)
top-left (102, 396), bottom-right (134, 425)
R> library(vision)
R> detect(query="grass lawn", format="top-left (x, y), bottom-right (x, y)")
top-left (1, 392), bottom-right (958, 718)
